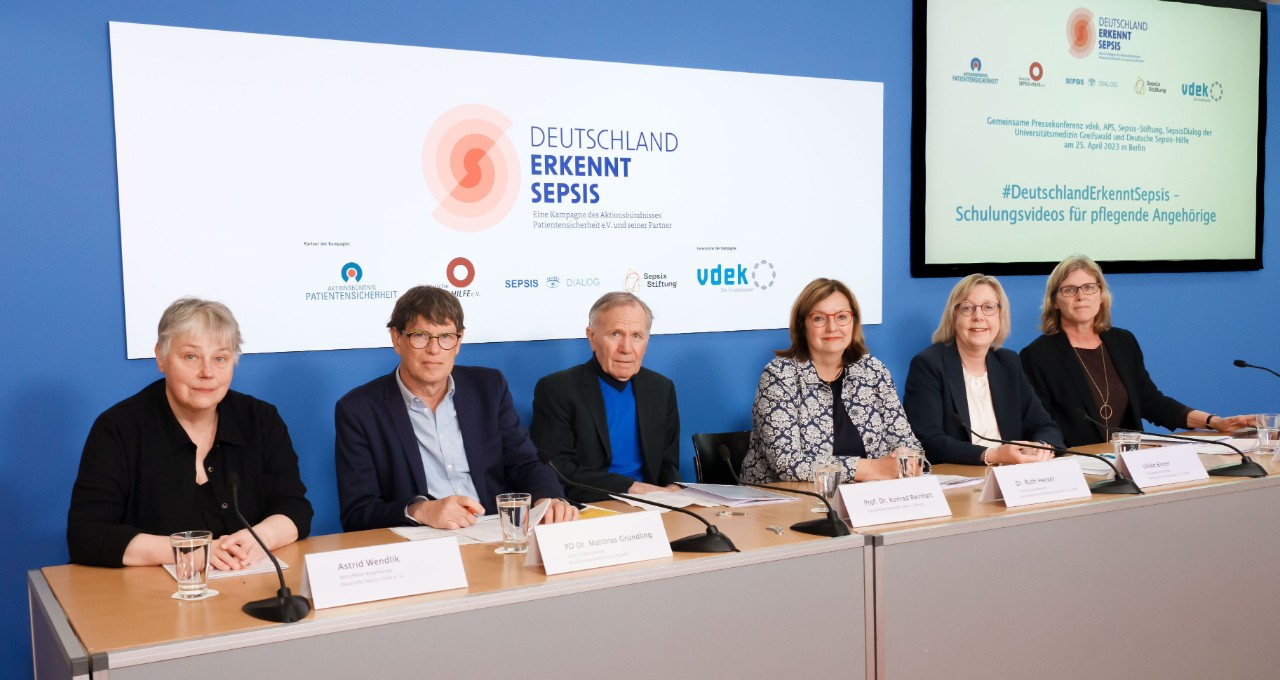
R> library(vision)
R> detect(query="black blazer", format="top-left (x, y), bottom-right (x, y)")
top-left (68, 379), bottom-right (313, 567)
top-left (530, 358), bottom-right (680, 503)
top-left (1019, 329), bottom-right (1191, 447)
top-left (904, 343), bottom-right (1064, 465)
top-left (334, 366), bottom-right (563, 532)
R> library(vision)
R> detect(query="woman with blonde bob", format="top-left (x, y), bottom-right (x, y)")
top-left (1019, 255), bottom-right (1254, 447)
top-left (67, 298), bottom-right (313, 568)
top-left (904, 274), bottom-right (1063, 465)
top-left (740, 278), bottom-right (921, 484)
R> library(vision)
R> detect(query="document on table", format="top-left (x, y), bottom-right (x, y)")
top-left (1139, 434), bottom-right (1258, 455)
top-left (392, 514), bottom-right (503, 545)
top-left (677, 483), bottom-right (796, 506)
top-left (613, 490), bottom-right (718, 512)
top-left (1066, 455), bottom-right (1115, 476)
top-left (163, 555), bottom-right (286, 581)
top-left (932, 474), bottom-right (984, 489)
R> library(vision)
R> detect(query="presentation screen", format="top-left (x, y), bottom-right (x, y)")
top-left (109, 23), bottom-right (884, 358)
top-left (912, 0), bottom-right (1264, 277)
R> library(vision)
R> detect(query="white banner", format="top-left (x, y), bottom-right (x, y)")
top-left (110, 22), bottom-right (884, 357)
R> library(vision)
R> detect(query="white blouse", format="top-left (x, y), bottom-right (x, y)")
top-left (963, 370), bottom-right (1002, 446)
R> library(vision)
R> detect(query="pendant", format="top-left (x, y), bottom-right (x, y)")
top-left (1099, 403), bottom-right (1114, 421)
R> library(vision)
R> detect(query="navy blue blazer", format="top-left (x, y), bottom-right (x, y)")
top-left (530, 358), bottom-right (681, 503)
top-left (334, 366), bottom-right (564, 532)
top-left (904, 343), bottom-right (1065, 465)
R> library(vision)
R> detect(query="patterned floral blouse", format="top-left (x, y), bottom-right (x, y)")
top-left (740, 355), bottom-right (921, 484)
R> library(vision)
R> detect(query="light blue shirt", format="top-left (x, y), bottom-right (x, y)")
top-left (395, 368), bottom-right (480, 510)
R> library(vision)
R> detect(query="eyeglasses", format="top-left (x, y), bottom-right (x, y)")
top-left (401, 330), bottom-right (460, 350)
top-left (956, 302), bottom-right (1000, 317)
top-left (1057, 282), bottom-right (1101, 298)
top-left (809, 310), bottom-right (855, 327)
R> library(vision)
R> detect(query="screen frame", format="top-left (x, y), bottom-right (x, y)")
top-left (909, 0), bottom-right (1267, 278)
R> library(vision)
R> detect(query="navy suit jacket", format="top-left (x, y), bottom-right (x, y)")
top-left (334, 366), bottom-right (564, 532)
top-left (530, 358), bottom-right (680, 503)
top-left (904, 343), bottom-right (1065, 465)
top-left (1019, 328), bottom-right (1191, 447)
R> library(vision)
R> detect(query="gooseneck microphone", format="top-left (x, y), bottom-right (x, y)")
top-left (228, 472), bottom-right (312, 623)
top-left (537, 452), bottom-right (738, 553)
top-left (713, 444), bottom-right (851, 538)
top-left (1075, 409), bottom-right (1267, 479)
top-left (1234, 359), bottom-right (1280, 380)
top-left (952, 415), bottom-right (1142, 494)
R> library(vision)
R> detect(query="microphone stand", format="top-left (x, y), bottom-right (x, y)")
top-left (713, 444), bottom-right (850, 537)
top-left (1078, 409), bottom-right (1267, 479)
top-left (953, 415), bottom-right (1142, 494)
top-left (539, 455), bottom-right (738, 553)
top-left (229, 474), bottom-right (311, 623)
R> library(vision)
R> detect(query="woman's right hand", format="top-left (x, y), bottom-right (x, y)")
top-left (985, 443), bottom-right (1053, 465)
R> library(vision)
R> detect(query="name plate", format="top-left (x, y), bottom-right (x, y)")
top-left (526, 510), bottom-right (672, 576)
top-left (301, 537), bottom-right (467, 609)
top-left (1119, 443), bottom-right (1208, 489)
top-left (837, 476), bottom-right (952, 527)
top-left (979, 459), bottom-right (1091, 507)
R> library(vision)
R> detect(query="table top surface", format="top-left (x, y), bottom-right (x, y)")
top-left (40, 435), bottom-right (1279, 656)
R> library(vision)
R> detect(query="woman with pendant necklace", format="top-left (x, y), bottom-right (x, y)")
top-left (904, 274), bottom-right (1064, 465)
top-left (1019, 255), bottom-right (1254, 447)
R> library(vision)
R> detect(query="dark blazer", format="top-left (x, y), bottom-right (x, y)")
top-left (67, 379), bottom-right (313, 567)
top-left (530, 358), bottom-right (680, 503)
top-left (334, 365), bottom-right (564, 532)
top-left (1019, 328), bottom-right (1191, 447)
top-left (904, 343), bottom-right (1065, 465)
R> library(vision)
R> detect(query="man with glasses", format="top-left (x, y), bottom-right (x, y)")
top-left (530, 292), bottom-right (681, 502)
top-left (335, 285), bottom-right (576, 531)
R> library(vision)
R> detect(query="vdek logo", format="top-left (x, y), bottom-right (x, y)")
top-left (697, 263), bottom-right (748, 286)
top-left (1181, 81), bottom-right (1223, 102)
top-left (341, 261), bottom-right (363, 282)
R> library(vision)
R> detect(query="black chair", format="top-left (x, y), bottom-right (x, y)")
top-left (691, 431), bottom-right (751, 484)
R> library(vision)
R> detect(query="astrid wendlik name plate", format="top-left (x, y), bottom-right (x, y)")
top-left (838, 476), bottom-right (952, 527)
top-left (301, 537), bottom-right (467, 609)
top-left (979, 459), bottom-right (1091, 508)
top-left (526, 511), bottom-right (672, 576)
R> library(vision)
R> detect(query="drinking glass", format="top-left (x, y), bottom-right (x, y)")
top-left (495, 493), bottom-right (532, 554)
top-left (812, 462), bottom-right (843, 513)
top-left (1257, 414), bottom-right (1280, 455)
top-left (1109, 431), bottom-right (1142, 463)
top-left (897, 448), bottom-right (925, 478)
top-left (170, 530), bottom-right (212, 599)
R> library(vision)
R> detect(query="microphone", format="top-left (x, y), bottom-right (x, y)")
top-left (536, 452), bottom-right (738, 553)
top-left (1234, 359), bottom-right (1280, 380)
top-left (952, 415), bottom-right (1141, 494)
top-left (1075, 409), bottom-right (1267, 479)
top-left (227, 472), bottom-right (311, 623)
top-left (712, 444), bottom-right (850, 537)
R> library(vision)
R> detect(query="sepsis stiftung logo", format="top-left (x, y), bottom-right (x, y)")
top-left (422, 104), bottom-right (520, 232)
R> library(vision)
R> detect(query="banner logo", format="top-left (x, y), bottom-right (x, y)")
top-left (340, 261), bottom-right (363, 282)
top-left (751, 260), bottom-right (776, 290)
top-left (1029, 62), bottom-right (1043, 81)
top-left (423, 104), bottom-right (520, 232)
top-left (446, 257), bottom-right (476, 288)
top-left (1067, 8), bottom-right (1095, 59)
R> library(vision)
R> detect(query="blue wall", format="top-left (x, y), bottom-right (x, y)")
top-left (2, 2), bottom-right (1275, 674)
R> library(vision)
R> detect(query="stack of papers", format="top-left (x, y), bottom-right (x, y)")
top-left (932, 474), bottom-right (984, 489)
top-left (612, 490), bottom-right (716, 513)
top-left (675, 483), bottom-right (797, 506)
top-left (392, 515), bottom-right (504, 544)
top-left (1139, 434), bottom-right (1258, 455)
top-left (1066, 455), bottom-right (1114, 477)
top-left (163, 555), bottom-right (285, 581)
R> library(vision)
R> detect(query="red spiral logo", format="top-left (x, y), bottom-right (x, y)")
top-left (1067, 8), bottom-right (1095, 59)
top-left (423, 105), bottom-right (520, 232)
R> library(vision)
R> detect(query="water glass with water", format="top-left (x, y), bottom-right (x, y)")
top-left (1109, 431), bottom-right (1142, 463)
top-left (1258, 414), bottom-right (1280, 455)
top-left (170, 530), bottom-right (212, 599)
top-left (496, 492), bottom-right (532, 554)
top-left (812, 461), bottom-right (843, 513)
top-left (897, 448), bottom-right (925, 478)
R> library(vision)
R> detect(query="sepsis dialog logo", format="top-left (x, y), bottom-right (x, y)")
top-left (1067, 8), bottom-right (1095, 59)
top-left (340, 262), bottom-right (363, 283)
top-left (423, 105), bottom-right (520, 232)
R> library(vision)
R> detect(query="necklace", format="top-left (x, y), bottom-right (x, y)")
top-left (1072, 345), bottom-right (1113, 421)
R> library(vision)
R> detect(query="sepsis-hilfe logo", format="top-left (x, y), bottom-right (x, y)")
top-left (422, 104), bottom-right (520, 232)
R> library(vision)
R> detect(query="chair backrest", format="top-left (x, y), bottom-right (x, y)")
top-left (690, 431), bottom-right (751, 485)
